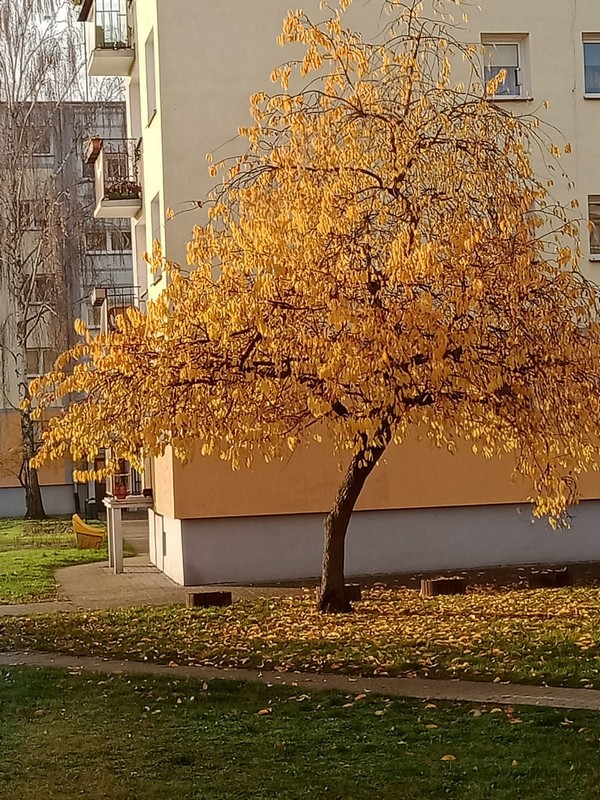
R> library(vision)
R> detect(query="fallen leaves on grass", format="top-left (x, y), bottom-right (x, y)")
top-left (2, 586), bottom-right (600, 687)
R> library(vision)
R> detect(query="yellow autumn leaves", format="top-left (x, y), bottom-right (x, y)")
top-left (5, 584), bottom-right (600, 688)
top-left (28, 0), bottom-right (600, 525)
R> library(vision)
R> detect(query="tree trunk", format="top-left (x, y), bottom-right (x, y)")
top-left (319, 433), bottom-right (389, 613)
top-left (20, 406), bottom-right (46, 521)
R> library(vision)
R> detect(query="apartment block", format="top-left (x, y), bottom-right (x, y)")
top-left (78, 0), bottom-right (600, 584)
top-left (0, 101), bottom-right (133, 516)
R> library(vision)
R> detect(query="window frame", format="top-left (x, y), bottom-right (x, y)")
top-left (150, 193), bottom-right (163, 284)
top-left (481, 34), bottom-right (530, 101)
top-left (86, 226), bottom-right (133, 254)
top-left (19, 199), bottom-right (50, 230)
top-left (87, 303), bottom-right (103, 329)
top-left (25, 347), bottom-right (54, 379)
top-left (29, 274), bottom-right (53, 305)
top-left (145, 30), bottom-right (157, 125)
top-left (23, 125), bottom-right (53, 157)
top-left (583, 36), bottom-right (600, 98)
top-left (588, 195), bottom-right (600, 261)
top-left (109, 228), bottom-right (132, 253)
top-left (33, 418), bottom-right (51, 449)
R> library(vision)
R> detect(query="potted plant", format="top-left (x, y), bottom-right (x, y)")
top-left (105, 179), bottom-right (142, 201)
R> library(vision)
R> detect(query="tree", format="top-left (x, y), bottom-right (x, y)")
top-left (0, 0), bottom-right (123, 518)
top-left (31, 0), bottom-right (600, 607)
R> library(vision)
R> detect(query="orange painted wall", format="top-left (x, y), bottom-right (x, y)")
top-left (153, 451), bottom-right (175, 518)
top-left (152, 436), bottom-right (600, 521)
top-left (0, 410), bottom-right (68, 488)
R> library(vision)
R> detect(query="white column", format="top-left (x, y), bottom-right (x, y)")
top-left (113, 506), bottom-right (124, 574)
top-left (107, 505), bottom-right (115, 569)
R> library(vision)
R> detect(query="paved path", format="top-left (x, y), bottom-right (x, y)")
top-left (0, 519), bottom-right (304, 617)
top-left (0, 601), bottom-right (74, 617)
top-left (2, 650), bottom-right (600, 711)
top-left (0, 558), bottom-right (304, 616)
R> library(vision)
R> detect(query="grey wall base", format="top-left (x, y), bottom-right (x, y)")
top-left (0, 485), bottom-right (75, 518)
top-left (148, 500), bottom-right (600, 586)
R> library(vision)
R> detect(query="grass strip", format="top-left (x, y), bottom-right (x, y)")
top-left (1, 666), bottom-right (600, 799)
top-left (2, 586), bottom-right (600, 687)
top-left (0, 518), bottom-right (107, 604)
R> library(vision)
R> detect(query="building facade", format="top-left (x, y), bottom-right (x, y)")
top-left (78, 0), bottom-right (600, 584)
top-left (0, 101), bottom-right (133, 516)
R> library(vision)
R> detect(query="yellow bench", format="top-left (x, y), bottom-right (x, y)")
top-left (72, 514), bottom-right (105, 550)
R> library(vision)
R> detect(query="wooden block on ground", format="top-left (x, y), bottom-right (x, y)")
top-left (186, 591), bottom-right (232, 608)
top-left (530, 567), bottom-right (569, 588)
top-left (345, 583), bottom-right (362, 602)
top-left (420, 577), bottom-right (466, 597)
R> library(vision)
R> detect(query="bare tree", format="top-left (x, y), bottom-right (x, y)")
top-left (0, 0), bottom-right (123, 518)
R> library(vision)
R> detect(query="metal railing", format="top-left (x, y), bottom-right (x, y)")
top-left (95, 138), bottom-right (141, 203)
top-left (94, 0), bottom-right (133, 50)
top-left (99, 285), bottom-right (145, 332)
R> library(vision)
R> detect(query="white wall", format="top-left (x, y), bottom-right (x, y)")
top-left (0, 485), bottom-right (75, 518)
top-left (153, 501), bottom-right (600, 585)
top-left (148, 508), bottom-right (185, 584)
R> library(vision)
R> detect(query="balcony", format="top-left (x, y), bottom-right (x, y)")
top-left (86, 138), bottom-right (142, 219)
top-left (91, 285), bottom-right (145, 333)
top-left (78, 0), bottom-right (135, 77)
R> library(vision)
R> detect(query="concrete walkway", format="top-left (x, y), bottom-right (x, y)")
top-left (0, 518), bottom-right (304, 617)
top-left (2, 650), bottom-right (600, 711)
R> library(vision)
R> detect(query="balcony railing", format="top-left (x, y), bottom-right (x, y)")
top-left (91, 285), bottom-right (145, 333)
top-left (79, 0), bottom-right (135, 77)
top-left (86, 138), bottom-right (142, 219)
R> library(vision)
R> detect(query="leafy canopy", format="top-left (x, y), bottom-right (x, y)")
top-left (30, 0), bottom-right (600, 524)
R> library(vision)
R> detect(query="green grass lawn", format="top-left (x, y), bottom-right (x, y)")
top-left (0, 518), bottom-right (107, 604)
top-left (3, 585), bottom-right (600, 687)
top-left (1, 666), bottom-right (600, 799)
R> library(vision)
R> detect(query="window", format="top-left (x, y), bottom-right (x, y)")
top-left (86, 228), bottom-right (109, 253)
top-left (96, 0), bottom-right (130, 48)
top-left (19, 199), bottom-right (50, 229)
top-left (145, 31), bottom-right (157, 123)
top-left (482, 36), bottom-right (527, 98)
top-left (30, 274), bottom-right (52, 304)
top-left (110, 229), bottom-right (132, 252)
top-left (26, 349), bottom-right (39, 376)
top-left (87, 303), bottom-right (102, 328)
top-left (23, 125), bottom-right (52, 156)
top-left (135, 222), bottom-right (147, 293)
top-left (105, 151), bottom-right (128, 181)
top-left (588, 196), bottom-right (600, 258)
top-left (150, 193), bottom-right (162, 282)
top-left (26, 348), bottom-right (54, 378)
top-left (86, 226), bottom-right (132, 253)
top-left (33, 419), bottom-right (50, 448)
top-left (583, 38), bottom-right (600, 95)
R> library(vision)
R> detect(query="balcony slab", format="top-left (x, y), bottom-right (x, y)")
top-left (88, 47), bottom-right (135, 77)
top-left (94, 197), bottom-right (142, 219)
